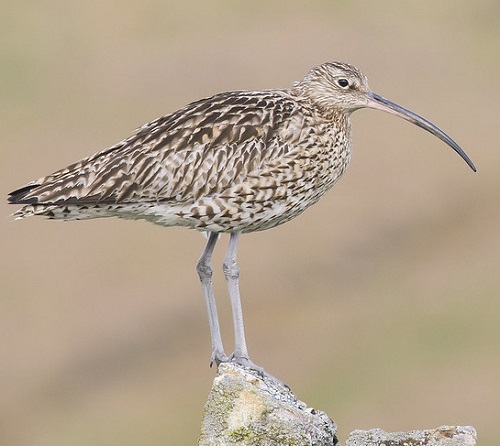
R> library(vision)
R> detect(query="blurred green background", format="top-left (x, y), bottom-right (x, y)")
top-left (2, 1), bottom-right (499, 445)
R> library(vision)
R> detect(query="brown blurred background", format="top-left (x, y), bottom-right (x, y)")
top-left (2, 1), bottom-right (499, 445)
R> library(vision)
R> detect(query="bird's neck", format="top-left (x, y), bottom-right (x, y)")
top-left (289, 88), bottom-right (351, 123)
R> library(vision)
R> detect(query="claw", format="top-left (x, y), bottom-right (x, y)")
top-left (210, 349), bottom-right (230, 368)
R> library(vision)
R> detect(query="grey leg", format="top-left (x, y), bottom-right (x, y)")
top-left (197, 232), bottom-right (228, 366)
top-left (222, 232), bottom-right (248, 359)
top-left (222, 233), bottom-right (288, 386)
top-left (223, 232), bottom-right (264, 372)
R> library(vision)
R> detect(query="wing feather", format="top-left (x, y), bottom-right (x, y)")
top-left (9, 90), bottom-right (300, 206)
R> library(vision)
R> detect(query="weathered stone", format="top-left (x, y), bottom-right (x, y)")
top-left (198, 362), bottom-right (338, 446)
top-left (346, 425), bottom-right (477, 446)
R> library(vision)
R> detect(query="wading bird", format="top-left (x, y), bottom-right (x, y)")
top-left (9, 62), bottom-right (475, 374)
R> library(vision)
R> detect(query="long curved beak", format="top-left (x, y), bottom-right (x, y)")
top-left (367, 92), bottom-right (476, 172)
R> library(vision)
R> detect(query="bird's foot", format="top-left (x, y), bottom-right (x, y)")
top-left (229, 354), bottom-right (289, 389)
top-left (210, 348), bottom-right (230, 368)
top-left (230, 355), bottom-right (265, 374)
top-left (210, 351), bottom-right (289, 389)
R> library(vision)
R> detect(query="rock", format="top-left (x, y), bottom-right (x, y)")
top-left (198, 362), bottom-right (338, 446)
top-left (346, 425), bottom-right (477, 446)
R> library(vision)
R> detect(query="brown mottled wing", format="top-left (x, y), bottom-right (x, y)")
top-left (9, 90), bottom-right (299, 207)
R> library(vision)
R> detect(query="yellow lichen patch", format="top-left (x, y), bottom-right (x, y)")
top-left (227, 390), bottom-right (266, 432)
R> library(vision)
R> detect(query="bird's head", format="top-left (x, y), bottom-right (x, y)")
top-left (293, 62), bottom-right (476, 171)
top-left (293, 62), bottom-right (372, 112)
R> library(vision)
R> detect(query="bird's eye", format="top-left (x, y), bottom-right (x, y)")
top-left (337, 78), bottom-right (350, 88)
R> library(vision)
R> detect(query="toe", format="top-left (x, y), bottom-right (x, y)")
top-left (230, 355), bottom-right (289, 389)
top-left (210, 349), bottom-right (230, 368)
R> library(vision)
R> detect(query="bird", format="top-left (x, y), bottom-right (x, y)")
top-left (8, 62), bottom-right (476, 375)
